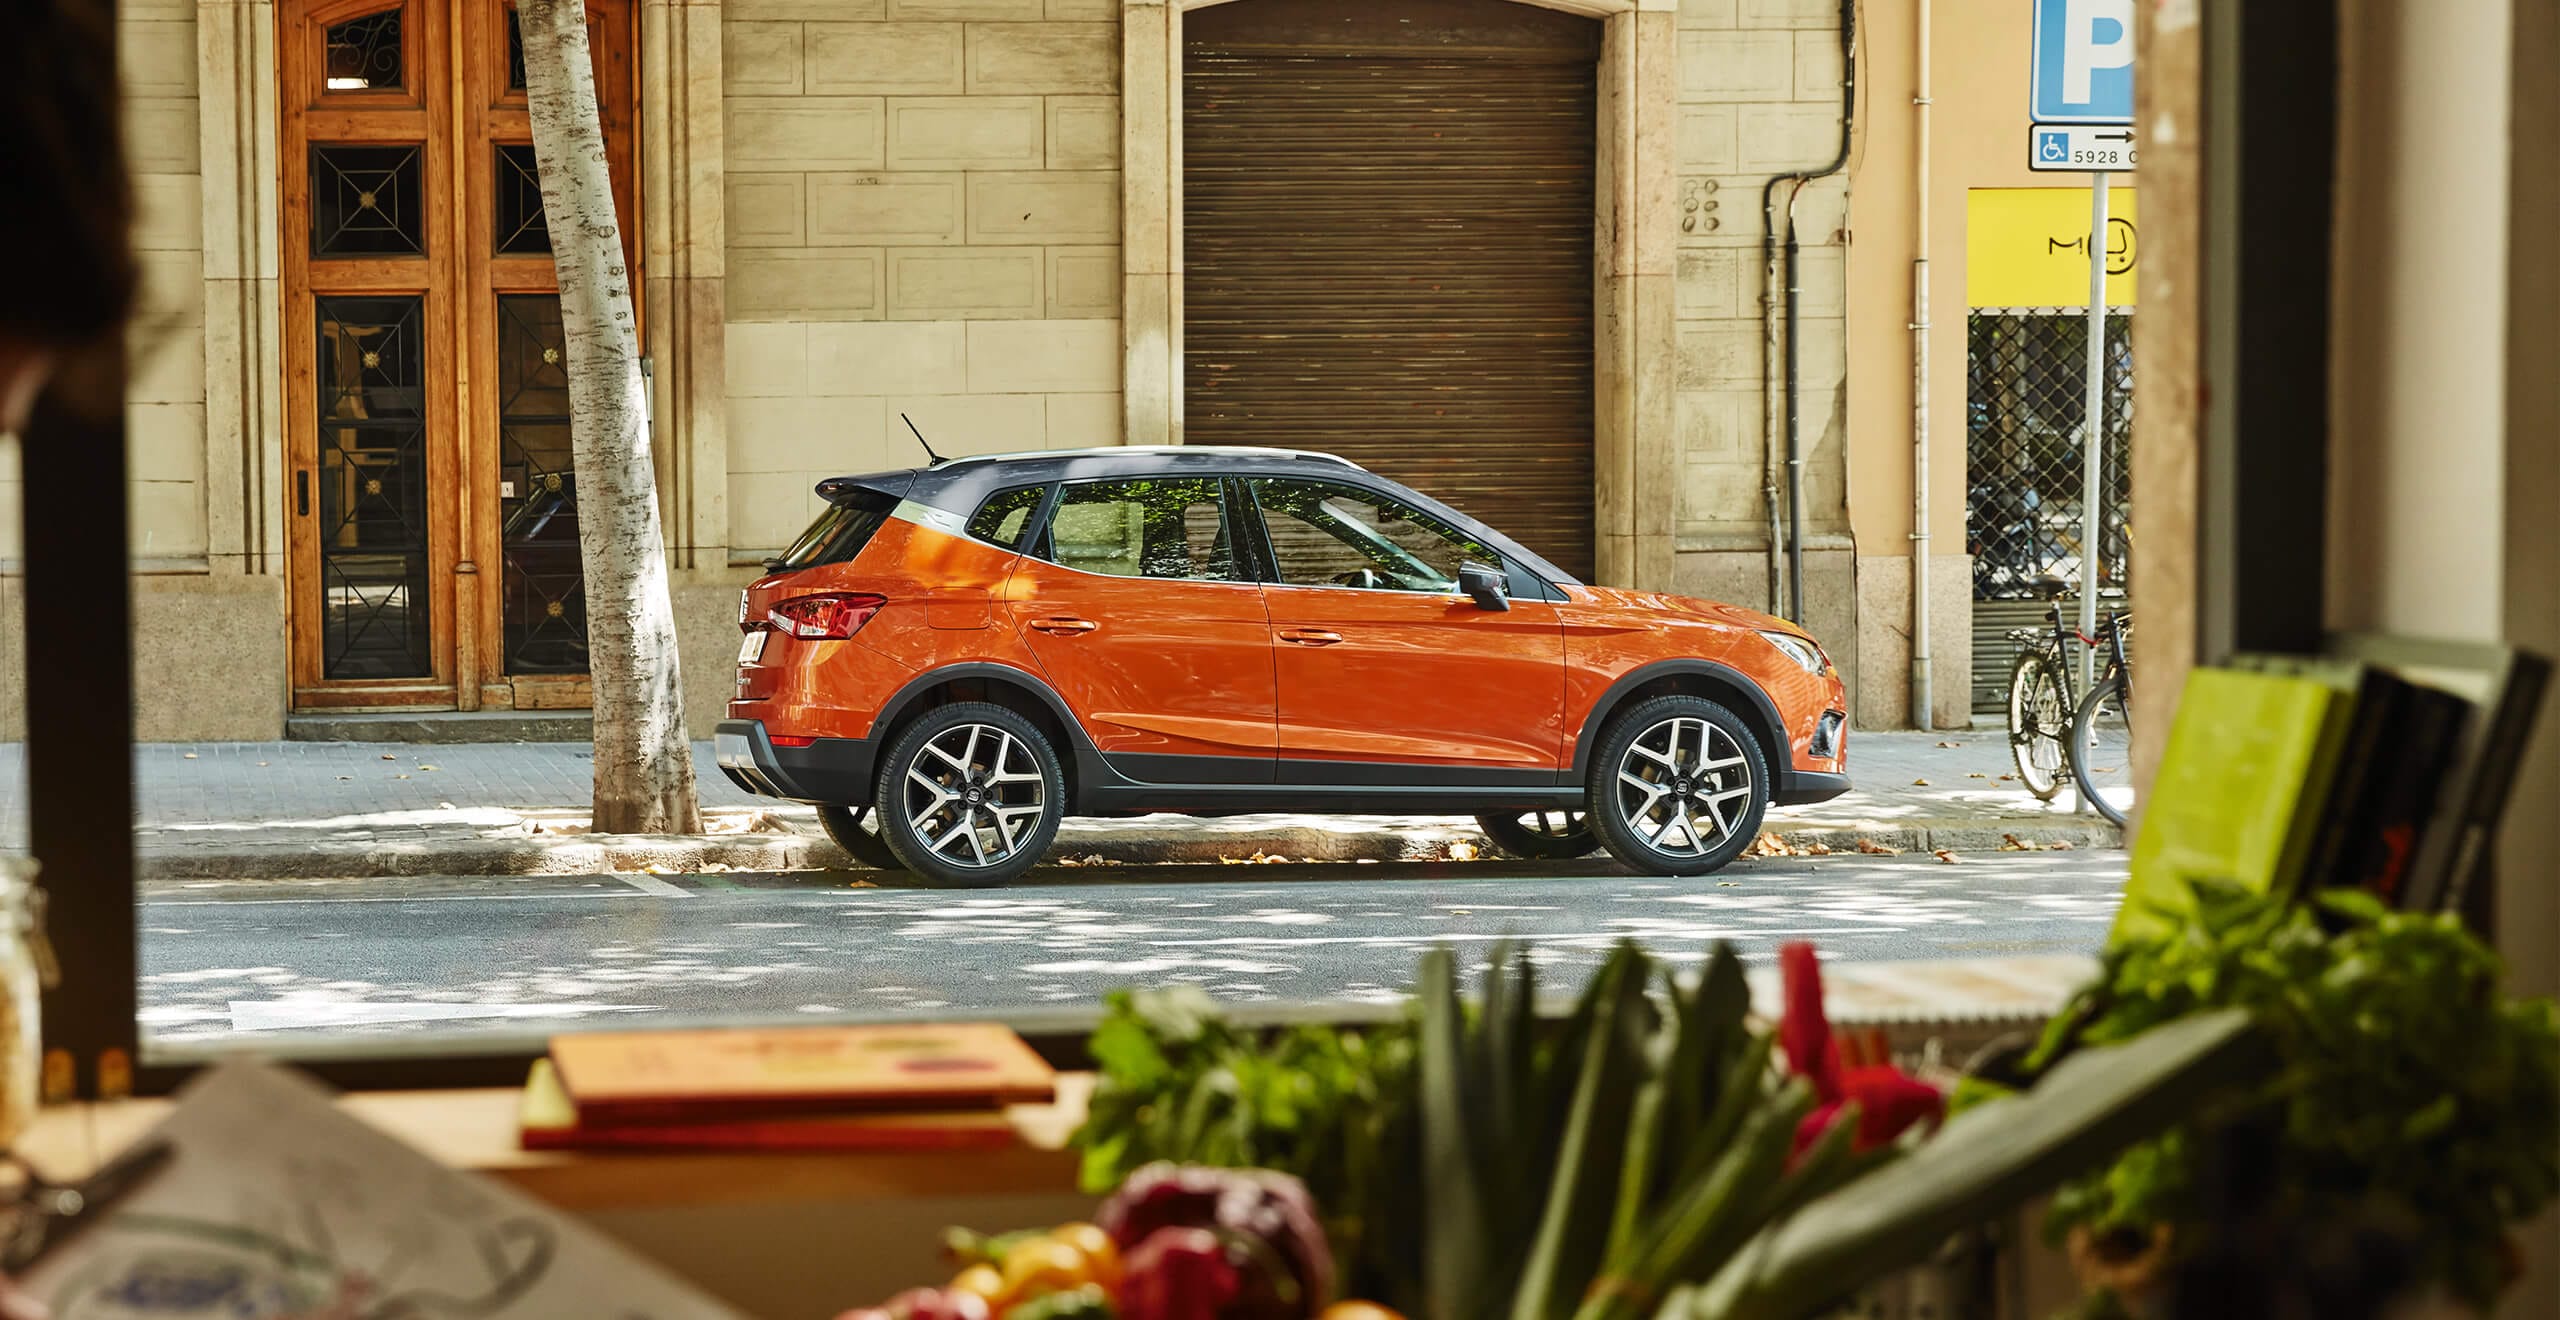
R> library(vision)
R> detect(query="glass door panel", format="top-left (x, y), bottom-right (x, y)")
top-left (314, 295), bottom-right (433, 678)
top-left (495, 295), bottom-right (586, 675)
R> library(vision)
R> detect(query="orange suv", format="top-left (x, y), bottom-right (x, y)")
top-left (718, 447), bottom-right (1848, 886)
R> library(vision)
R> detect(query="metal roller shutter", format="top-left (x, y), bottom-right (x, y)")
top-left (1183, 0), bottom-right (1601, 582)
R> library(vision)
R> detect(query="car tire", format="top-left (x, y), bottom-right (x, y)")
top-left (873, 701), bottom-right (1066, 887)
top-left (816, 804), bottom-right (905, 871)
top-left (1584, 694), bottom-right (1770, 877)
top-left (1475, 810), bottom-right (1602, 861)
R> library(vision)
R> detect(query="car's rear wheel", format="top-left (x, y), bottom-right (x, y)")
top-left (1475, 809), bottom-right (1601, 860)
top-left (1585, 695), bottom-right (1769, 877)
top-left (816, 804), bottom-right (905, 871)
top-left (874, 702), bottom-right (1065, 887)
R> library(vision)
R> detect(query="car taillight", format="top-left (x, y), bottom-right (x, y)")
top-left (767, 592), bottom-right (886, 640)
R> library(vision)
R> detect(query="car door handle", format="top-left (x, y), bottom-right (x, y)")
top-left (1278, 629), bottom-right (1343, 646)
top-left (1029, 616), bottom-right (1099, 635)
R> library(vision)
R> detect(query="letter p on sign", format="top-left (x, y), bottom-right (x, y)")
top-left (2032, 0), bottom-right (2135, 125)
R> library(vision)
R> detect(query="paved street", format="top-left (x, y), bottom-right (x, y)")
top-left (0, 730), bottom-right (2123, 877)
top-left (138, 849), bottom-right (2127, 1049)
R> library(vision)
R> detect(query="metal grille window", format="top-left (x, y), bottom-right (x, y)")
top-left (1966, 309), bottom-right (2132, 602)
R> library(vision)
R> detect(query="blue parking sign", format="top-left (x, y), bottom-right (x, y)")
top-left (2031, 0), bottom-right (2135, 125)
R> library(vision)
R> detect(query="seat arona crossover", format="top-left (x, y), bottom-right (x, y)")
top-left (717, 447), bottom-right (1849, 886)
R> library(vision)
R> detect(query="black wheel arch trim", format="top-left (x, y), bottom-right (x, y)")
top-left (1572, 659), bottom-right (1842, 799)
top-left (869, 661), bottom-right (1114, 810)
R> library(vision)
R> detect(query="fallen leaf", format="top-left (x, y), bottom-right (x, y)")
top-left (182, 752), bottom-right (198, 760)
top-left (1934, 849), bottom-right (1962, 864)
top-left (1936, 740), bottom-right (1962, 748)
top-left (394, 773), bottom-right (410, 780)
top-left (1967, 772), bottom-right (1988, 779)
top-left (2048, 840), bottom-right (2075, 850)
top-left (845, 879), bottom-right (878, 889)
top-left (257, 760), bottom-right (269, 767)
top-left (1912, 778), bottom-right (1931, 787)
top-left (1747, 831), bottom-right (1798, 857)
top-left (419, 764), bottom-right (439, 772)
top-left (645, 863), bottom-right (678, 875)
top-left (2000, 834), bottom-right (2031, 851)
top-left (337, 775), bottom-right (352, 781)
top-left (438, 801), bottom-right (456, 810)
top-left (381, 754), bottom-right (396, 761)
top-left (1804, 841), bottom-right (1833, 855)
top-left (1997, 773), bottom-right (2018, 782)
top-left (1448, 840), bottom-right (1481, 862)
top-left (1855, 838), bottom-right (1898, 855)
top-left (1719, 881), bottom-right (1738, 887)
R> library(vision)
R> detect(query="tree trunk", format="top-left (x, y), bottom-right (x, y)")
top-left (518, 0), bottom-right (701, 835)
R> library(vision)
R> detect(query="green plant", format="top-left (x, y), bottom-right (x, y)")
top-left (2022, 880), bottom-right (2560, 1308)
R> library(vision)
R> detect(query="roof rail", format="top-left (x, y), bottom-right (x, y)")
top-left (937, 445), bottom-right (1363, 468)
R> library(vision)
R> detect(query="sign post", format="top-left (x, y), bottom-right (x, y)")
top-left (2076, 177), bottom-right (2109, 697)
top-left (2029, 0), bottom-right (2133, 809)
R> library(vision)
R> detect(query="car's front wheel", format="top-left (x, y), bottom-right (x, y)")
top-left (1475, 810), bottom-right (1602, 860)
top-left (873, 702), bottom-right (1065, 887)
top-left (815, 803), bottom-right (905, 871)
top-left (1585, 695), bottom-right (1770, 876)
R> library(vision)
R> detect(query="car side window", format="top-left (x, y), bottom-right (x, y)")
top-left (967, 484), bottom-right (1047, 550)
top-left (1247, 478), bottom-right (1497, 593)
top-left (1043, 477), bottom-right (1243, 582)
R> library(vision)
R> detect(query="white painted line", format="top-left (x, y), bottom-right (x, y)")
top-left (616, 873), bottom-right (693, 898)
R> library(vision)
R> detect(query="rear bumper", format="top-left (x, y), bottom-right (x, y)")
top-left (1775, 770), bottom-right (1852, 806)
top-left (713, 719), bottom-right (877, 805)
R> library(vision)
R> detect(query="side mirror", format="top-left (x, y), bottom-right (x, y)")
top-left (1458, 561), bottom-right (1510, 612)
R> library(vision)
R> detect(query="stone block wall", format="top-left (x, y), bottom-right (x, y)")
top-left (0, 5), bottom-right (214, 575)
top-left (1671, 0), bottom-right (1850, 579)
top-left (719, 0), bottom-right (1124, 556)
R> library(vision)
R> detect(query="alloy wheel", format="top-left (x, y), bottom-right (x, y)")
top-left (898, 722), bottom-right (1047, 871)
top-left (1612, 716), bottom-right (1756, 857)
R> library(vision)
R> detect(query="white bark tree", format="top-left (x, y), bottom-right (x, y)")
top-left (518, 0), bottom-right (701, 835)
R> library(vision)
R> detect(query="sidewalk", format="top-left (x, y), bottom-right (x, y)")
top-left (0, 731), bottom-right (2121, 880)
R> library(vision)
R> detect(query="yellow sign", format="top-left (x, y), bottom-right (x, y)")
top-left (1966, 187), bottom-right (2137, 308)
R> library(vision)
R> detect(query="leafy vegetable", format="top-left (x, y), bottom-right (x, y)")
top-left (1661, 1008), bottom-right (2270, 1320)
top-left (1071, 988), bottom-right (1419, 1305)
top-left (2019, 880), bottom-right (2560, 1308)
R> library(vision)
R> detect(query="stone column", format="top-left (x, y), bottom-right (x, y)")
top-left (643, 0), bottom-right (728, 568)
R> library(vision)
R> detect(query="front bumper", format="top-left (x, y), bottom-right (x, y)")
top-left (713, 719), bottom-right (877, 805)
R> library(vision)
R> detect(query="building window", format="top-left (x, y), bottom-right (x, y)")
top-left (310, 144), bottom-right (426, 257)
top-left (324, 8), bottom-right (403, 91)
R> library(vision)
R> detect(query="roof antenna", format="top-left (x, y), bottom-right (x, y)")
top-left (900, 412), bottom-right (948, 467)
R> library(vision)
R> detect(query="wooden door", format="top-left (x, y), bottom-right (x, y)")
top-left (282, 0), bottom-right (636, 712)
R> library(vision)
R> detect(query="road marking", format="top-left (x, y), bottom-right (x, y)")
top-left (616, 873), bottom-right (693, 898)
top-left (226, 999), bottom-right (652, 1032)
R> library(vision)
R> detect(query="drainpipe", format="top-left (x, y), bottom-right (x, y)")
top-left (1760, 204), bottom-right (1787, 614)
top-left (1768, 0), bottom-right (1856, 623)
top-left (1909, 0), bottom-right (1934, 727)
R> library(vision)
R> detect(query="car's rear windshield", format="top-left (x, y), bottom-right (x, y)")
top-left (771, 489), bottom-right (895, 570)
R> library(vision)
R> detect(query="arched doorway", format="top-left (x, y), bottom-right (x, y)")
top-left (279, 0), bottom-right (635, 711)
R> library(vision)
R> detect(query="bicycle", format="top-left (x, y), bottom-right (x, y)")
top-left (2070, 611), bottom-right (2133, 826)
top-left (2003, 575), bottom-right (2130, 816)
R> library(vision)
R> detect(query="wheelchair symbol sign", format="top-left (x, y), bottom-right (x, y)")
top-left (2037, 129), bottom-right (2071, 164)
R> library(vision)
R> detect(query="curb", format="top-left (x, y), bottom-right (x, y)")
top-left (136, 816), bottom-right (2122, 880)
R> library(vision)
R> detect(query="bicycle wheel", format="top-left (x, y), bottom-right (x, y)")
top-left (2007, 649), bottom-right (2070, 800)
top-left (2071, 676), bottom-right (2134, 826)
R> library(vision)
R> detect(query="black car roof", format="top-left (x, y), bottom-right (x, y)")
top-left (814, 446), bottom-right (1582, 587)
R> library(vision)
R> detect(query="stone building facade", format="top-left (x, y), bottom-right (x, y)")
top-left (8, 0), bottom-right (1938, 741)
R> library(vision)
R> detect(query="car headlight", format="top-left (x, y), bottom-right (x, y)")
top-left (1758, 630), bottom-right (1826, 674)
